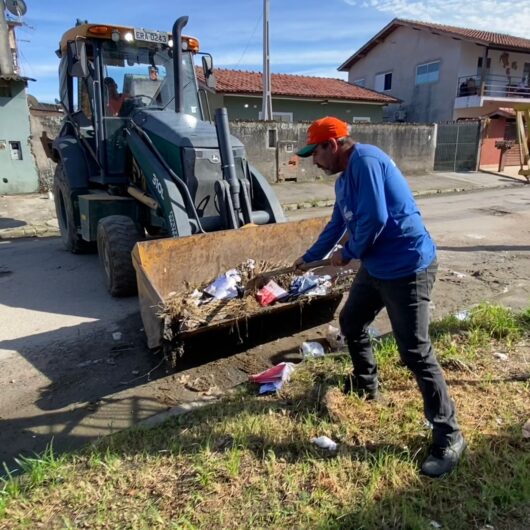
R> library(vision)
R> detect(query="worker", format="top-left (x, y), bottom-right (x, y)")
top-left (149, 66), bottom-right (159, 81)
top-left (293, 116), bottom-right (465, 478)
top-left (103, 77), bottom-right (125, 116)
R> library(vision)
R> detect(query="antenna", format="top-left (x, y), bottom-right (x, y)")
top-left (5, 0), bottom-right (27, 17)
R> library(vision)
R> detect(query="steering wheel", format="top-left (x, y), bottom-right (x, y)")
top-left (131, 94), bottom-right (154, 106)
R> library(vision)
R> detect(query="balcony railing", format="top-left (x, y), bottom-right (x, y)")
top-left (457, 74), bottom-right (530, 99)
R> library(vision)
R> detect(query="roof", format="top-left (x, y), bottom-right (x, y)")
top-left (27, 95), bottom-right (63, 112)
top-left (0, 74), bottom-right (32, 84)
top-left (339, 18), bottom-right (530, 71)
top-left (196, 68), bottom-right (398, 104)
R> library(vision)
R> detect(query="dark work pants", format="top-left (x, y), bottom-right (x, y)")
top-left (339, 261), bottom-right (461, 447)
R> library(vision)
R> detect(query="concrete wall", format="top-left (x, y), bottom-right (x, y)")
top-left (28, 109), bottom-right (63, 192)
top-left (0, 81), bottom-right (39, 194)
top-left (32, 115), bottom-right (435, 189)
top-left (346, 26), bottom-right (463, 123)
top-left (230, 120), bottom-right (436, 182)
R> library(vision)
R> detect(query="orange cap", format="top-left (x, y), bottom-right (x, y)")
top-left (297, 116), bottom-right (350, 157)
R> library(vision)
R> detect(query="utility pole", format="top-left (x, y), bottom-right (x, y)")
top-left (0, 1), bottom-right (14, 75)
top-left (261, 0), bottom-right (272, 120)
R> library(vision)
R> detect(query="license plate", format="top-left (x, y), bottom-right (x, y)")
top-left (134, 28), bottom-right (168, 44)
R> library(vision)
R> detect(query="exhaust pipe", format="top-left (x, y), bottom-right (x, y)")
top-left (214, 107), bottom-right (241, 225)
top-left (172, 16), bottom-right (188, 114)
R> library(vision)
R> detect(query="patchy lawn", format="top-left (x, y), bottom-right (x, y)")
top-left (1, 304), bottom-right (529, 530)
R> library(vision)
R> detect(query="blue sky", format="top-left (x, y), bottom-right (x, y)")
top-left (10, 0), bottom-right (530, 102)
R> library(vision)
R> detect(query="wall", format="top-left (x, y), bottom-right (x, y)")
top-left (221, 95), bottom-right (384, 123)
top-left (230, 120), bottom-right (436, 182)
top-left (28, 109), bottom-right (63, 192)
top-left (346, 25), bottom-right (462, 123)
top-left (0, 81), bottom-right (39, 194)
top-left (32, 114), bottom-right (436, 188)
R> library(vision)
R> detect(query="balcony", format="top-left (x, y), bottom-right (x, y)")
top-left (455, 74), bottom-right (530, 110)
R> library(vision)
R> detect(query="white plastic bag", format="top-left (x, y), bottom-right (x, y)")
top-left (301, 341), bottom-right (325, 358)
top-left (326, 325), bottom-right (346, 350)
top-left (204, 269), bottom-right (241, 300)
top-left (311, 435), bottom-right (338, 451)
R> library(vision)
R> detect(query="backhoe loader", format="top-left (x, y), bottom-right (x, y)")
top-left (52, 16), bottom-right (348, 353)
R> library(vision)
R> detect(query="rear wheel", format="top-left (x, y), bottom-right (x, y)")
top-left (53, 163), bottom-right (94, 253)
top-left (97, 215), bottom-right (143, 297)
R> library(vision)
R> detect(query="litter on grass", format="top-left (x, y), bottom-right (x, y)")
top-left (301, 341), bottom-right (325, 358)
top-left (492, 352), bottom-right (509, 361)
top-left (249, 362), bottom-right (296, 394)
top-left (311, 435), bottom-right (338, 451)
top-left (326, 325), bottom-right (346, 350)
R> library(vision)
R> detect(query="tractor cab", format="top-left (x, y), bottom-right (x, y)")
top-left (56, 22), bottom-right (206, 180)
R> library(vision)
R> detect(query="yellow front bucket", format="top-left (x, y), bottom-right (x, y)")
top-left (132, 218), bottom-right (354, 351)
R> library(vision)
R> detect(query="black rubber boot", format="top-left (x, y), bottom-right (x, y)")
top-left (342, 374), bottom-right (380, 400)
top-left (421, 433), bottom-right (467, 478)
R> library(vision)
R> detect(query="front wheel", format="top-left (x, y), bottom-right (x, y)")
top-left (97, 215), bottom-right (143, 297)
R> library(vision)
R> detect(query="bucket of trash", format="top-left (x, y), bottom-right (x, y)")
top-left (132, 217), bottom-right (358, 359)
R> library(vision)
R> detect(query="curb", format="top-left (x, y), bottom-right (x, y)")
top-left (0, 224), bottom-right (59, 240)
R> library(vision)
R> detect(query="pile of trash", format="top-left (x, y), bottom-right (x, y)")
top-left (161, 259), bottom-right (353, 333)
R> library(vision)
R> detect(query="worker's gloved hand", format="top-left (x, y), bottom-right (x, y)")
top-left (330, 249), bottom-right (348, 267)
top-left (293, 256), bottom-right (306, 275)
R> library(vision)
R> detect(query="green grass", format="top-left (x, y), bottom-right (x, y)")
top-left (1, 303), bottom-right (529, 529)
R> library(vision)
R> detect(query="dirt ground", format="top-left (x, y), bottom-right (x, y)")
top-left (1, 186), bottom-right (529, 466)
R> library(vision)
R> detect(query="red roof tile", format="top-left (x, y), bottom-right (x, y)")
top-left (196, 68), bottom-right (398, 104)
top-left (339, 18), bottom-right (530, 71)
top-left (399, 19), bottom-right (530, 50)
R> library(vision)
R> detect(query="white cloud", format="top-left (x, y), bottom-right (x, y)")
top-left (343, 0), bottom-right (530, 38)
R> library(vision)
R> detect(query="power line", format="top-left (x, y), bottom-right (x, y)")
top-left (234, 12), bottom-right (262, 70)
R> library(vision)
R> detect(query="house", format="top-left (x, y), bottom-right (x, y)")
top-left (338, 18), bottom-right (530, 124)
top-left (0, 17), bottom-right (38, 194)
top-left (196, 68), bottom-right (398, 123)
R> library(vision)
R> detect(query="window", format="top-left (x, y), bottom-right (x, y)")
top-left (268, 129), bottom-right (277, 148)
top-left (375, 72), bottom-right (392, 92)
top-left (258, 111), bottom-right (293, 122)
top-left (352, 117), bottom-right (371, 123)
top-left (9, 141), bottom-right (22, 160)
top-left (477, 57), bottom-right (491, 69)
top-left (353, 78), bottom-right (365, 87)
top-left (416, 61), bottom-right (440, 85)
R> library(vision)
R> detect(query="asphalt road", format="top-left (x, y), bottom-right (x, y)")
top-left (1, 184), bottom-right (529, 468)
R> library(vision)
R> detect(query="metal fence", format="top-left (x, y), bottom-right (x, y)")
top-left (434, 121), bottom-right (482, 172)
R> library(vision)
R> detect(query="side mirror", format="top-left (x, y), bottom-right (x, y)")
top-left (67, 39), bottom-right (89, 78)
top-left (201, 54), bottom-right (216, 89)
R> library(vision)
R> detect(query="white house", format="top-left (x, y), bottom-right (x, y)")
top-left (338, 19), bottom-right (530, 123)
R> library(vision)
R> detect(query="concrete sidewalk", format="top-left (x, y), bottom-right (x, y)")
top-left (0, 170), bottom-right (526, 240)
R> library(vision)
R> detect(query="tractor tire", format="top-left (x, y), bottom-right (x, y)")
top-left (53, 163), bottom-right (94, 253)
top-left (97, 215), bottom-right (143, 297)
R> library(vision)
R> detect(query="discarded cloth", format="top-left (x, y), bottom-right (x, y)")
top-left (281, 272), bottom-right (332, 302)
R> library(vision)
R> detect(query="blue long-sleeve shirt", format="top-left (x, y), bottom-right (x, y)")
top-left (303, 144), bottom-right (436, 280)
